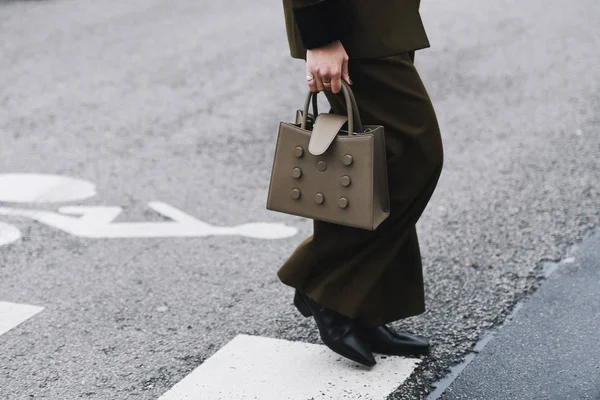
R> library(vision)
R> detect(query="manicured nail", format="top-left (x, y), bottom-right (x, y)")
top-left (348, 78), bottom-right (354, 85)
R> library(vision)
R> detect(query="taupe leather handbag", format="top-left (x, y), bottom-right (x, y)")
top-left (266, 81), bottom-right (390, 230)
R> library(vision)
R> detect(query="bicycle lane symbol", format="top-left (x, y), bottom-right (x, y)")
top-left (0, 173), bottom-right (298, 247)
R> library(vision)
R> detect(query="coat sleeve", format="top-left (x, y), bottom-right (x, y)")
top-left (291, 0), bottom-right (349, 49)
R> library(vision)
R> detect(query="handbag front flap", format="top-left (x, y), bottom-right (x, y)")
top-left (308, 113), bottom-right (348, 156)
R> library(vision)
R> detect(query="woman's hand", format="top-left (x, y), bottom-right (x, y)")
top-left (306, 40), bottom-right (351, 94)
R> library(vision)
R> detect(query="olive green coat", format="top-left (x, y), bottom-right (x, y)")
top-left (282, 0), bottom-right (430, 59)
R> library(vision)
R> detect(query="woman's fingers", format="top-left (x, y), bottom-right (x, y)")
top-left (308, 65), bottom-right (347, 93)
top-left (305, 40), bottom-right (350, 93)
top-left (308, 67), bottom-right (346, 94)
top-left (315, 69), bottom-right (326, 92)
top-left (342, 58), bottom-right (351, 86)
top-left (307, 68), bottom-right (328, 93)
top-left (306, 69), bottom-right (318, 93)
top-left (330, 66), bottom-right (342, 94)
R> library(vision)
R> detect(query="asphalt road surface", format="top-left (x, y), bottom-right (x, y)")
top-left (0, 0), bottom-right (599, 399)
top-left (439, 230), bottom-right (600, 399)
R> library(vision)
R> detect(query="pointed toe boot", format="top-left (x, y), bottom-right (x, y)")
top-left (356, 324), bottom-right (430, 356)
top-left (293, 289), bottom-right (376, 367)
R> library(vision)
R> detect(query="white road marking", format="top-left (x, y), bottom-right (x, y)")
top-left (0, 173), bottom-right (297, 241)
top-left (0, 302), bottom-right (44, 337)
top-left (159, 334), bottom-right (420, 400)
top-left (0, 173), bottom-right (96, 203)
top-left (0, 202), bottom-right (297, 239)
top-left (0, 222), bottom-right (21, 246)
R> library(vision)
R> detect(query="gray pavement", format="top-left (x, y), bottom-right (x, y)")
top-left (439, 229), bottom-right (600, 400)
top-left (0, 0), bottom-right (599, 399)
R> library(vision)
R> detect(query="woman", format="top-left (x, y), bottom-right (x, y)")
top-left (278, 0), bottom-right (444, 367)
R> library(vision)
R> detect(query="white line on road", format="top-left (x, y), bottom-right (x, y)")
top-left (159, 334), bottom-right (420, 400)
top-left (0, 173), bottom-right (298, 241)
top-left (0, 222), bottom-right (21, 246)
top-left (0, 301), bottom-right (44, 337)
top-left (0, 173), bottom-right (96, 203)
top-left (0, 202), bottom-right (297, 240)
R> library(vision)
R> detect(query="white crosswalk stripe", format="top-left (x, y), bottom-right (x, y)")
top-left (0, 301), bottom-right (44, 337)
top-left (159, 334), bottom-right (420, 400)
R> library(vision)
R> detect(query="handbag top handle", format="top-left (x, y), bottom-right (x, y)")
top-left (301, 81), bottom-right (364, 135)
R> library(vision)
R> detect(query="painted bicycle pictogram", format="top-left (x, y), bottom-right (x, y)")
top-left (0, 173), bottom-right (298, 247)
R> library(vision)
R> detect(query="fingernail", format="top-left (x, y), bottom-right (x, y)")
top-left (348, 78), bottom-right (354, 85)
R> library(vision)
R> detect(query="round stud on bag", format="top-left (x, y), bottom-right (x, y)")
top-left (317, 161), bottom-right (327, 171)
top-left (314, 192), bottom-right (324, 204)
top-left (338, 197), bottom-right (349, 208)
top-left (294, 146), bottom-right (304, 158)
top-left (291, 189), bottom-right (301, 199)
top-left (341, 175), bottom-right (351, 187)
top-left (342, 154), bottom-right (353, 166)
top-left (292, 168), bottom-right (302, 179)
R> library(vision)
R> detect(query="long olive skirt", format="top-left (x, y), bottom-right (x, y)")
top-left (277, 52), bottom-right (444, 328)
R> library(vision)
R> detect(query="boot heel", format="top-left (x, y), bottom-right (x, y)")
top-left (293, 290), bottom-right (312, 318)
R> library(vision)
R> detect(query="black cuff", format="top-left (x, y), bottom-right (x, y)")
top-left (292, 0), bottom-right (349, 49)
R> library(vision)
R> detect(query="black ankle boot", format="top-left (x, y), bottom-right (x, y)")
top-left (355, 324), bottom-right (430, 356)
top-left (293, 289), bottom-right (376, 367)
